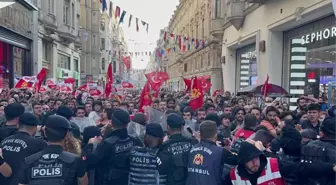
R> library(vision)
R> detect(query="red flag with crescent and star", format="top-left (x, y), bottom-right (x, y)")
top-left (198, 77), bottom-right (212, 93)
top-left (189, 77), bottom-right (203, 110)
top-left (139, 82), bottom-right (152, 112)
top-left (14, 78), bottom-right (33, 89)
top-left (121, 81), bottom-right (134, 88)
top-left (145, 71), bottom-right (169, 94)
top-left (122, 56), bottom-right (131, 70)
top-left (105, 63), bottom-right (113, 97)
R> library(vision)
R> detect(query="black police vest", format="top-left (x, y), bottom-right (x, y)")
top-left (103, 135), bottom-right (134, 184)
top-left (164, 139), bottom-right (194, 185)
top-left (25, 150), bottom-right (76, 185)
top-left (129, 146), bottom-right (166, 185)
top-left (301, 140), bottom-right (336, 185)
top-left (186, 141), bottom-right (223, 185)
top-left (278, 152), bottom-right (302, 185)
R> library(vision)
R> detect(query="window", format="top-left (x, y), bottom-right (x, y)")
top-left (63, 1), bottom-right (70, 25)
top-left (184, 63), bottom-right (188, 72)
top-left (202, 19), bottom-right (204, 38)
top-left (101, 19), bottom-right (105, 31)
top-left (72, 3), bottom-right (75, 27)
top-left (113, 61), bottom-right (117, 73)
top-left (101, 38), bottom-right (105, 50)
top-left (92, 35), bottom-right (96, 46)
top-left (196, 24), bottom-right (199, 39)
top-left (102, 58), bottom-right (105, 70)
top-left (73, 58), bottom-right (79, 71)
top-left (57, 53), bottom-right (70, 69)
top-left (48, 0), bottom-right (54, 14)
top-left (215, 0), bottom-right (221, 18)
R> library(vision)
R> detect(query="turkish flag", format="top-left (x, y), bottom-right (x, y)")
top-left (189, 77), bottom-right (203, 110)
top-left (77, 84), bottom-right (88, 91)
top-left (39, 86), bottom-right (48, 93)
top-left (60, 84), bottom-right (73, 93)
top-left (46, 78), bottom-right (57, 89)
top-left (89, 86), bottom-right (103, 96)
top-left (184, 78), bottom-right (192, 94)
top-left (212, 89), bottom-right (222, 97)
top-left (14, 78), bottom-right (33, 89)
top-left (122, 81), bottom-right (134, 88)
top-left (105, 63), bottom-right (113, 97)
top-left (122, 56), bottom-right (131, 70)
top-left (34, 68), bottom-right (48, 93)
top-left (139, 82), bottom-right (152, 112)
top-left (145, 71), bottom-right (169, 93)
top-left (199, 78), bottom-right (212, 93)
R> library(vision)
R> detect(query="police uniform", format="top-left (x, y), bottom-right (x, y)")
top-left (0, 113), bottom-right (47, 185)
top-left (0, 103), bottom-right (25, 142)
top-left (129, 123), bottom-right (166, 185)
top-left (83, 109), bottom-right (143, 185)
top-left (157, 113), bottom-right (198, 185)
top-left (17, 115), bottom-right (86, 185)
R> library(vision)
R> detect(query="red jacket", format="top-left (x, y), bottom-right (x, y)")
top-left (233, 128), bottom-right (255, 141)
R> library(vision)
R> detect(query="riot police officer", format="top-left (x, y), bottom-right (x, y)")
top-left (301, 116), bottom-right (336, 185)
top-left (158, 113), bottom-right (197, 185)
top-left (83, 108), bottom-right (142, 185)
top-left (0, 103), bottom-right (25, 142)
top-left (1, 113), bottom-right (47, 185)
top-left (17, 115), bottom-right (88, 185)
top-left (186, 120), bottom-right (237, 185)
top-left (129, 123), bottom-right (166, 185)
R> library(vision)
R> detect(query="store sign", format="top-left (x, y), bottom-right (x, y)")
top-left (301, 27), bottom-right (336, 45)
top-left (57, 68), bottom-right (72, 79)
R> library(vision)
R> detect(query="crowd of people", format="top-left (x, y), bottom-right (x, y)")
top-left (0, 88), bottom-right (335, 185)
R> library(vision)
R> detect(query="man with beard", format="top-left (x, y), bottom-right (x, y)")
top-left (300, 103), bottom-right (320, 135)
top-left (159, 100), bottom-right (168, 113)
top-left (195, 108), bottom-right (206, 131)
top-left (230, 108), bottom-right (246, 134)
top-left (292, 97), bottom-right (307, 122)
top-left (224, 141), bottom-right (336, 185)
top-left (167, 98), bottom-right (176, 110)
top-left (260, 106), bottom-right (280, 138)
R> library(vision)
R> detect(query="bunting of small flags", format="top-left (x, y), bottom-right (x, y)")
top-left (162, 31), bottom-right (207, 54)
top-left (100, 0), bottom-right (149, 33)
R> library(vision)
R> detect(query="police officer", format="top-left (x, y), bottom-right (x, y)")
top-left (17, 115), bottom-right (88, 185)
top-left (158, 113), bottom-right (197, 185)
top-left (1, 113), bottom-right (47, 185)
top-left (186, 120), bottom-right (237, 185)
top-left (0, 103), bottom-right (25, 142)
top-left (301, 116), bottom-right (336, 185)
top-left (83, 108), bottom-right (142, 185)
top-left (129, 123), bottom-right (166, 185)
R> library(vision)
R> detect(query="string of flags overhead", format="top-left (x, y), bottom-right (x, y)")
top-left (108, 50), bottom-right (153, 57)
top-left (100, 0), bottom-right (149, 33)
top-left (162, 31), bottom-right (207, 53)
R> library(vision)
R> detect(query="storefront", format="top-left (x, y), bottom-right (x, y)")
top-left (0, 1), bottom-right (37, 88)
top-left (283, 15), bottom-right (336, 109)
top-left (236, 44), bottom-right (257, 90)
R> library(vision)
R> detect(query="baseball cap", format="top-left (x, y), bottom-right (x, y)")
top-left (167, 113), bottom-right (185, 128)
top-left (19, 113), bottom-right (39, 126)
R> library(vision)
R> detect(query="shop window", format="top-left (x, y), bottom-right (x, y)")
top-left (73, 58), bottom-right (79, 71)
top-left (215, 0), bottom-right (221, 18)
top-left (57, 53), bottom-right (70, 69)
top-left (236, 44), bottom-right (257, 89)
top-left (13, 47), bottom-right (23, 78)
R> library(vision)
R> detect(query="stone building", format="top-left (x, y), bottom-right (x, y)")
top-left (165, 0), bottom-right (224, 93)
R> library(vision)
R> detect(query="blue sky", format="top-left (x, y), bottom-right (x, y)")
top-left (112, 0), bottom-right (179, 69)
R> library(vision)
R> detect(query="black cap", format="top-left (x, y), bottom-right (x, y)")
top-left (320, 116), bottom-right (336, 136)
top-left (146, 123), bottom-right (164, 138)
top-left (111, 108), bottom-right (130, 126)
top-left (70, 122), bottom-right (81, 139)
top-left (4, 103), bottom-right (24, 118)
top-left (237, 141), bottom-right (263, 164)
top-left (83, 126), bottom-right (101, 144)
top-left (19, 113), bottom-right (39, 126)
top-left (132, 113), bottom-right (147, 126)
top-left (46, 115), bottom-right (71, 130)
top-left (167, 113), bottom-right (185, 128)
top-left (56, 106), bottom-right (73, 120)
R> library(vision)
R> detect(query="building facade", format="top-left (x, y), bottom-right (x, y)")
top-left (79, 0), bottom-right (101, 84)
top-left (0, 0), bottom-right (37, 88)
top-left (166, 0), bottom-right (223, 93)
top-left (37, 0), bottom-right (81, 85)
top-left (221, 0), bottom-right (336, 110)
